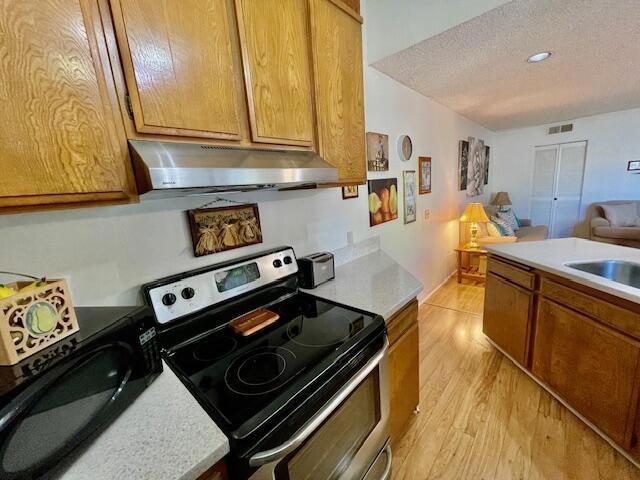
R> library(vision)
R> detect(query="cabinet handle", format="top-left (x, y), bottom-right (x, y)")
top-left (124, 93), bottom-right (134, 119)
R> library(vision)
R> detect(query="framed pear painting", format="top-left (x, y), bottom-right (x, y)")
top-left (367, 178), bottom-right (398, 226)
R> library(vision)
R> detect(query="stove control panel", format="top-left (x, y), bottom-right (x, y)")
top-left (146, 248), bottom-right (298, 325)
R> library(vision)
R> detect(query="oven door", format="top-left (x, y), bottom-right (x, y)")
top-left (249, 336), bottom-right (390, 480)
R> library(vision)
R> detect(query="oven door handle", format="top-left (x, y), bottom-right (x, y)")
top-left (248, 336), bottom-right (389, 467)
top-left (381, 445), bottom-right (393, 480)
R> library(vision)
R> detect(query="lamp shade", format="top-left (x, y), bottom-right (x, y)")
top-left (460, 203), bottom-right (490, 223)
top-left (491, 191), bottom-right (512, 206)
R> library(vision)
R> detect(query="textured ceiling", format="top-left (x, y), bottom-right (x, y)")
top-left (372, 0), bottom-right (640, 131)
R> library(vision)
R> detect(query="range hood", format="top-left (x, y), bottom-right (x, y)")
top-left (129, 140), bottom-right (338, 198)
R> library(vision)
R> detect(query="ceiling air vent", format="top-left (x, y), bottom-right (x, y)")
top-left (548, 123), bottom-right (573, 135)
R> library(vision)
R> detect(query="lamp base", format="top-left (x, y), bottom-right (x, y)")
top-left (466, 222), bottom-right (481, 250)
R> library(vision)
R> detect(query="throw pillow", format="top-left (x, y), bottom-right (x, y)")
top-left (515, 213), bottom-right (523, 228)
top-left (491, 216), bottom-right (515, 236)
top-left (487, 222), bottom-right (502, 237)
top-left (497, 208), bottom-right (519, 231)
top-left (601, 203), bottom-right (640, 227)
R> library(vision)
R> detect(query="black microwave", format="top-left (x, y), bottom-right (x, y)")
top-left (0, 306), bottom-right (162, 480)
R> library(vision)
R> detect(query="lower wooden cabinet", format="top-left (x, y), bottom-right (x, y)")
top-left (388, 299), bottom-right (419, 447)
top-left (483, 272), bottom-right (533, 366)
top-left (197, 459), bottom-right (227, 480)
top-left (532, 298), bottom-right (640, 447)
top-left (484, 253), bottom-right (640, 460)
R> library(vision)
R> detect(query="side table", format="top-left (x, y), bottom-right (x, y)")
top-left (455, 246), bottom-right (488, 284)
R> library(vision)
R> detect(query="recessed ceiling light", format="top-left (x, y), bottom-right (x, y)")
top-left (527, 51), bottom-right (552, 63)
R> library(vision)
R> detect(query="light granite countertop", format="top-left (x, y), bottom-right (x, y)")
top-left (302, 249), bottom-right (423, 320)
top-left (56, 361), bottom-right (229, 480)
top-left (486, 238), bottom-right (640, 304)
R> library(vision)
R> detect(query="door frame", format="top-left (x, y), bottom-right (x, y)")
top-left (530, 140), bottom-right (588, 238)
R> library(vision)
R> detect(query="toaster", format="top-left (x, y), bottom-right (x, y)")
top-left (297, 252), bottom-right (335, 288)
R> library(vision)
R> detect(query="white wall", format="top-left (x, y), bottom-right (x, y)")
top-left (365, 0), bottom-right (510, 64)
top-left (0, 11), bottom-right (494, 308)
top-left (492, 108), bottom-right (640, 226)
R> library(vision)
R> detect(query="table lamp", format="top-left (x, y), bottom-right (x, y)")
top-left (491, 191), bottom-right (512, 212)
top-left (460, 203), bottom-right (490, 249)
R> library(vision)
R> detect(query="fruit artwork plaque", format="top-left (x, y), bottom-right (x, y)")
top-left (367, 178), bottom-right (399, 227)
top-left (188, 204), bottom-right (263, 257)
top-left (0, 279), bottom-right (78, 365)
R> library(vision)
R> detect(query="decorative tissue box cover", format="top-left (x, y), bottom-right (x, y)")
top-left (0, 279), bottom-right (79, 365)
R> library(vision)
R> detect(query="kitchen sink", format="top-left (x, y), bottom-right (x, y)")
top-left (566, 260), bottom-right (640, 289)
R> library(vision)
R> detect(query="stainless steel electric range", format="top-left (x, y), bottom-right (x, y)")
top-left (142, 246), bottom-right (391, 480)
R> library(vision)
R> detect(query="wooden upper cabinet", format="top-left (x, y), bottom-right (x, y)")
top-left (235, 0), bottom-right (315, 146)
top-left (110, 0), bottom-right (245, 140)
top-left (309, 0), bottom-right (366, 184)
top-left (341, 0), bottom-right (360, 14)
top-left (0, 0), bottom-right (135, 212)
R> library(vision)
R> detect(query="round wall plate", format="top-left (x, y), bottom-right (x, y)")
top-left (397, 135), bottom-right (413, 161)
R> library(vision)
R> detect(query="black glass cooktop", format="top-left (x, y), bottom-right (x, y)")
top-left (164, 293), bottom-right (384, 438)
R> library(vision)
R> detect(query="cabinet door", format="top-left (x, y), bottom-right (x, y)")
top-left (309, 0), bottom-right (366, 183)
top-left (111, 0), bottom-right (245, 140)
top-left (389, 322), bottom-right (419, 447)
top-left (483, 272), bottom-right (533, 366)
top-left (196, 459), bottom-right (227, 480)
top-left (388, 300), bottom-right (419, 447)
top-left (236, 0), bottom-right (314, 146)
top-left (532, 298), bottom-right (640, 447)
top-left (0, 0), bottom-right (134, 211)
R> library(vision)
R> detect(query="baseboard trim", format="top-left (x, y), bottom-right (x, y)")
top-left (419, 270), bottom-right (457, 307)
top-left (487, 337), bottom-right (640, 470)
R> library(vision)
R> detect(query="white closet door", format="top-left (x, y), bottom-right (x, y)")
top-left (530, 145), bottom-right (558, 229)
top-left (530, 141), bottom-right (586, 239)
top-left (552, 142), bottom-right (586, 238)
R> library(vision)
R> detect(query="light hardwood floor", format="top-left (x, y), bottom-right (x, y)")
top-left (392, 277), bottom-right (640, 480)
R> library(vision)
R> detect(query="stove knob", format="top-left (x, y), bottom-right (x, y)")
top-left (283, 256), bottom-right (293, 265)
top-left (162, 293), bottom-right (177, 306)
top-left (181, 287), bottom-right (195, 300)
top-left (273, 259), bottom-right (283, 268)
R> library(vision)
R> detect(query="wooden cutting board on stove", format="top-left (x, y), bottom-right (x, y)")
top-left (230, 308), bottom-right (280, 336)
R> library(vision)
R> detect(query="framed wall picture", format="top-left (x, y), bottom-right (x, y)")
top-left (458, 140), bottom-right (469, 190)
top-left (628, 160), bottom-right (640, 171)
top-left (187, 204), bottom-right (262, 257)
top-left (466, 136), bottom-right (486, 197)
top-left (368, 178), bottom-right (398, 226)
top-left (484, 145), bottom-right (490, 185)
top-left (403, 171), bottom-right (416, 224)
top-left (366, 132), bottom-right (389, 171)
top-left (342, 185), bottom-right (358, 199)
top-left (418, 157), bottom-right (432, 194)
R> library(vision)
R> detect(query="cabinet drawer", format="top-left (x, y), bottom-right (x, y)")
top-left (540, 277), bottom-right (640, 340)
top-left (487, 257), bottom-right (535, 290)
top-left (532, 298), bottom-right (640, 447)
top-left (387, 299), bottom-right (418, 347)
